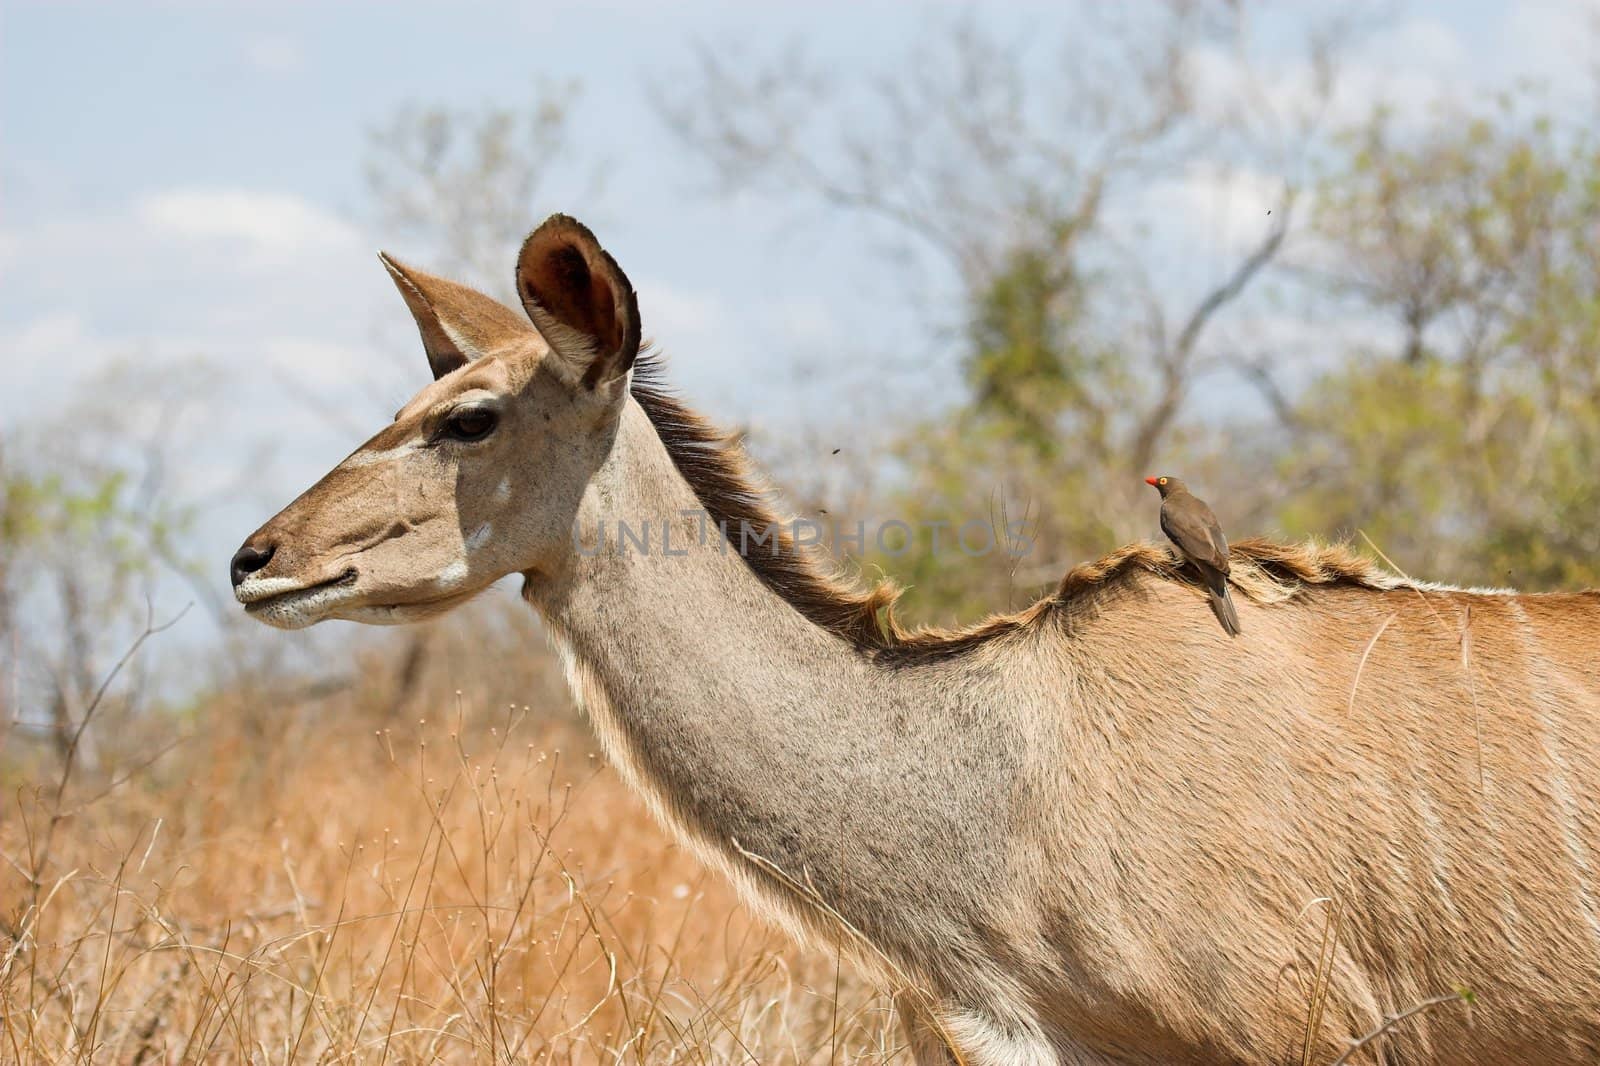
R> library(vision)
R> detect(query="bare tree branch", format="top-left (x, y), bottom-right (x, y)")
top-left (1129, 191), bottom-right (1297, 471)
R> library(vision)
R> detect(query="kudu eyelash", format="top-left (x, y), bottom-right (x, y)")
top-left (427, 406), bottom-right (499, 446)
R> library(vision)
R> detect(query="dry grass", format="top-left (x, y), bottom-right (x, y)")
top-left (0, 624), bottom-right (903, 1065)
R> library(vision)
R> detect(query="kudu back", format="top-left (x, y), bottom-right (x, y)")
top-left (233, 214), bottom-right (1600, 1065)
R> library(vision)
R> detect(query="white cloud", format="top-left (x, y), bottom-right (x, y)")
top-left (1188, 16), bottom-right (1471, 139)
top-left (638, 280), bottom-right (720, 338)
top-left (1328, 18), bottom-right (1468, 127)
top-left (0, 313), bottom-right (121, 420)
top-left (1495, 0), bottom-right (1599, 100)
top-left (0, 185), bottom-right (391, 466)
top-left (1362, 17), bottom-right (1470, 78)
top-left (136, 188), bottom-right (361, 258)
top-left (260, 336), bottom-right (385, 395)
top-left (629, 278), bottom-right (745, 403)
top-left (8, 311), bottom-right (93, 358)
top-left (242, 35), bottom-right (304, 75)
top-left (0, 228), bottom-right (19, 273)
top-left (1149, 161), bottom-right (1289, 257)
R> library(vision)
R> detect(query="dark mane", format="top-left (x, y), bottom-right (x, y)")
top-left (629, 353), bottom-right (1410, 660)
top-left (630, 352), bottom-right (900, 649)
top-left (1054, 538), bottom-right (1409, 602)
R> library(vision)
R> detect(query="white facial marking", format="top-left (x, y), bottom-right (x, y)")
top-left (494, 477), bottom-right (511, 503)
top-left (466, 522), bottom-right (493, 552)
top-left (341, 441), bottom-right (424, 469)
top-left (436, 559), bottom-right (469, 590)
top-left (239, 580), bottom-right (361, 630)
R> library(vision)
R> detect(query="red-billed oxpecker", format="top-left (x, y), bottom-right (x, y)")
top-left (1146, 475), bottom-right (1240, 637)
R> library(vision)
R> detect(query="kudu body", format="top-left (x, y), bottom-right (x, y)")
top-left (233, 216), bottom-right (1600, 1065)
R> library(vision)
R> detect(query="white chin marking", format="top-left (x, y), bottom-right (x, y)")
top-left (234, 575), bottom-right (311, 600)
top-left (244, 582), bottom-right (360, 629)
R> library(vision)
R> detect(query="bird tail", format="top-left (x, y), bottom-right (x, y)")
top-left (1207, 577), bottom-right (1241, 637)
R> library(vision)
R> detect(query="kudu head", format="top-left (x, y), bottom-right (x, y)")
top-left (231, 215), bottom-right (641, 628)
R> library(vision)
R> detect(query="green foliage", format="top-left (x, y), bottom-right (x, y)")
top-left (0, 404), bottom-right (203, 737)
top-left (666, 11), bottom-right (1324, 621)
top-left (0, 451), bottom-right (174, 587)
top-left (963, 229), bottom-right (1122, 460)
top-left (871, 92), bottom-right (1600, 620)
top-left (4, 466), bottom-right (132, 554)
top-left (1284, 100), bottom-right (1600, 588)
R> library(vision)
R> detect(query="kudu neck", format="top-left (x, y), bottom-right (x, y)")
top-left (533, 397), bottom-right (870, 762)
top-left (539, 398), bottom-right (852, 665)
top-left (526, 398), bottom-right (893, 941)
top-left (528, 398), bottom-right (1032, 983)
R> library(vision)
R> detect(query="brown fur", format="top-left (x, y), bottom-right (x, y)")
top-left (235, 215), bottom-right (1600, 1066)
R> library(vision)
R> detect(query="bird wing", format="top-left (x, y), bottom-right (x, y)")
top-left (1161, 495), bottom-right (1230, 573)
top-left (1204, 517), bottom-right (1230, 573)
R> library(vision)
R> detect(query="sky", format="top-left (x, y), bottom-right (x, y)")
top-left (2, 0), bottom-right (1596, 672)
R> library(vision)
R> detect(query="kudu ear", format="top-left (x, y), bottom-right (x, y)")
top-left (379, 253), bottom-right (532, 380)
top-left (515, 215), bottom-right (641, 390)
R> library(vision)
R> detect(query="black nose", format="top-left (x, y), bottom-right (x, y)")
top-left (230, 542), bottom-right (276, 589)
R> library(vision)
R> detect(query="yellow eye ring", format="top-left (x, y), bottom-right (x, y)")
top-left (1158, 477), bottom-right (1168, 485)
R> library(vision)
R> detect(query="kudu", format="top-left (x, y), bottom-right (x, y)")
top-left (232, 215), bottom-right (1600, 1065)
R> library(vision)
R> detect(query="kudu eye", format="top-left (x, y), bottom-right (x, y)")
top-left (444, 407), bottom-right (498, 442)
